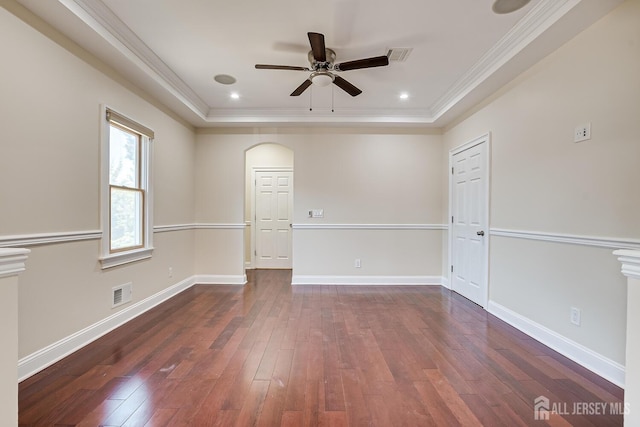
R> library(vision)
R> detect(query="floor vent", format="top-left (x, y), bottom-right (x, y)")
top-left (112, 283), bottom-right (132, 308)
top-left (387, 48), bottom-right (413, 62)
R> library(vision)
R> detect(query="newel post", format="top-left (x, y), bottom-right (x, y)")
top-left (614, 249), bottom-right (640, 426)
top-left (0, 248), bottom-right (30, 426)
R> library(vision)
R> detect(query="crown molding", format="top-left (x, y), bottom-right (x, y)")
top-left (59, 0), bottom-right (209, 118)
top-left (430, 0), bottom-right (581, 121)
top-left (58, 0), bottom-right (587, 126)
top-left (205, 108), bottom-right (438, 127)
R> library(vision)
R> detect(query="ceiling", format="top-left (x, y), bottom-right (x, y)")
top-left (15, 0), bottom-right (622, 128)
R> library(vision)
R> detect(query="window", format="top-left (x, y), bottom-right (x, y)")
top-left (100, 107), bottom-right (154, 268)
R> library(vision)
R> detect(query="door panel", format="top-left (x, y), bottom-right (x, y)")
top-left (255, 171), bottom-right (293, 269)
top-left (451, 140), bottom-right (488, 306)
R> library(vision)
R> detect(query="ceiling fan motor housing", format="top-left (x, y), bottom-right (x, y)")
top-left (308, 49), bottom-right (336, 70)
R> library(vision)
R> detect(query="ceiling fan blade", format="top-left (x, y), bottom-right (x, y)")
top-left (308, 32), bottom-right (326, 62)
top-left (334, 55), bottom-right (389, 71)
top-left (290, 79), bottom-right (312, 96)
top-left (255, 64), bottom-right (309, 71)
top-left (333, 75), bottom-right (362, 97)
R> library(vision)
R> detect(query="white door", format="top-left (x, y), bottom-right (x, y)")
top-left (255, 171), bottom-right (293, 269)
top-left (451, 139), bottom-right (489, 306)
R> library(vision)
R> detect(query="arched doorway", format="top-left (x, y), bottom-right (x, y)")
top-left (244, 143), bottom-right (294, 269)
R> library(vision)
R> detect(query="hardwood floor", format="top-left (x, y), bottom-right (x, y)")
top-left (19, 269), bottom-right (623, 426)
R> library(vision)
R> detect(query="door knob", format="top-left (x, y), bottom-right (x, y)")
top-left (477, 230), bottom-right (485, 236)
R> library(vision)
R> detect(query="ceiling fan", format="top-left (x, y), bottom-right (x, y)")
top-left (255, 32), bottom-right (389, 97)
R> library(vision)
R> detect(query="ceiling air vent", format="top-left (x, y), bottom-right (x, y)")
top-left (386, 48), bottom-right (413, 62)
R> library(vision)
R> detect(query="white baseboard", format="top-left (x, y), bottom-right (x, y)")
top-left (487, 301), bottom-right (625, 388)
top-left (291, 275), bottom-right (444, 286)
top-left (18, 276), bottom-right (196, 382)
top-left (194, 274), bottom-right (247, 285)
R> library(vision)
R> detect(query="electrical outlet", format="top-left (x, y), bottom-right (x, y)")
top-left (168, 267), bottom-right (173, 278)
top-left (570, 307), bottom-right (581, 326)
top-left (574, 123), bottom-right (591, 143)
top-left (354, 258), bottom-right (361, 268)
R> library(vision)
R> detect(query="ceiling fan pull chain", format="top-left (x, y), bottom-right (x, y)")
top-left (309, 86), bottom-right (313, 111)
top-left (331, 85), bottom-right (335, 113)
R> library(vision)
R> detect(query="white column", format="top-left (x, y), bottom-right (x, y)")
top-left (0, 248), bottom-right (30, 427)
top-left (614, 249), bottom-right (640, 426)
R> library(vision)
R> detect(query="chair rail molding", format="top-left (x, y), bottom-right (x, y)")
top-left (0, 231), bottom-right (101, 248)
top-left (292, 224), bottom-right (447, 230)
top-left (492, 228), bottom-right (640, 250)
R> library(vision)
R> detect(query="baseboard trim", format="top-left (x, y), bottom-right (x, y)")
top-left (487, 300), bottom-right (625, 388)
top-left (194, 274), bottom-right (247, 285)
top-left (18, 276), bottom-right (196, 382)
top-left (291, 275), bottom-right (444, 286)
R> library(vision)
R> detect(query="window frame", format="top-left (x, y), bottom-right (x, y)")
top-left (100, 105), bottom-right (154, 269)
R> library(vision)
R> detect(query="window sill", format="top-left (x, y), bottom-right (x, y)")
top-left (100, 247), bottom-right (154, 270)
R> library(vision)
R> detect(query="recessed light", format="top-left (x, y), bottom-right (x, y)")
top-left (214, 74), bottom-right (237, 85)
top-left (230, 92), bottom-right (240, 100)
top-left (399, 92), bottom-right (409, 100)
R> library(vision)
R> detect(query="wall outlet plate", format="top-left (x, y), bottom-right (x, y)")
top-left (570, 307), bottom-right (581, 326)
top-left (574, 123), bottom-right (591, 143)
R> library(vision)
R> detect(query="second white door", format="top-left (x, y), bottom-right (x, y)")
top-left (451, 139), bottom-right (489, 306)
top-left (255, 171), bottom-right (293, 269)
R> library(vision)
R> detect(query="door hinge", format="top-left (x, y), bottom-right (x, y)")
top-left (451, 167), bottom-right (454, 175)
top-left (451, 216), bottom-right (454, 223)
top-left (254, 250), bottom-right (257, 256)
top-left (451, 265), bottom-right (454, 273)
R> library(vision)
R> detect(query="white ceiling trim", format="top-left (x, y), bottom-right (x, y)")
top-left (430, 0), bottom-right (581, 121)
top-left (60, 0), bottom-right (210, 119)
top-left (205, 107), bottom-right (436, 127)
top-left (59, 0), bottom-right (581, 127)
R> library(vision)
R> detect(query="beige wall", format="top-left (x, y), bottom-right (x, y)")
top-left (443, 0), bottom-right (640, 367)
top-left (3, 0), bottom-right (638, 405)
top-left (196, 128), bottom-right (445, 279)
top-left (0, 5), bottom-right (197, 359)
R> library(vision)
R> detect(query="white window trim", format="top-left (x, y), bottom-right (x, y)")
top-left (99, 105), bottom-right (154, 269)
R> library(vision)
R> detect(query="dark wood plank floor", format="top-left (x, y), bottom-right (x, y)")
top-left (19, 269), bottom-right (623, 426)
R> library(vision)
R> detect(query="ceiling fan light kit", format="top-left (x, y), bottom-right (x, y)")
top-left (310, 71), bottom-right (334, 87)
top-left (255, 32), bottom-right (389, 98)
